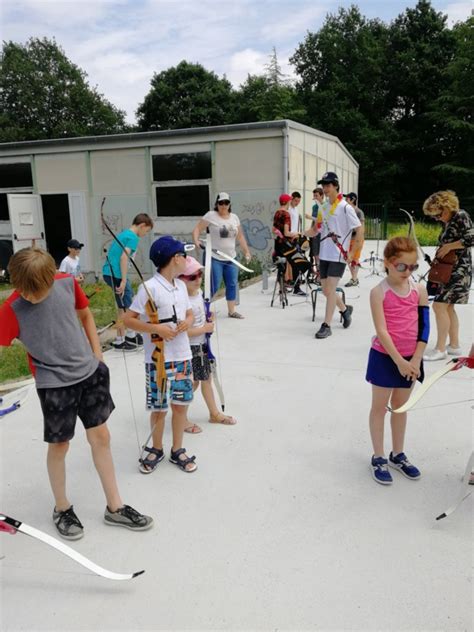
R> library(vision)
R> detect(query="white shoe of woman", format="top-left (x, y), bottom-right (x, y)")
top-left (423, 349), bottom-right (448, 361)
top-left (446, 345), bottom-right (462, 355)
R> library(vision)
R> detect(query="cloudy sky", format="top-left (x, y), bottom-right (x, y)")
top-left (3, 0), bottom-right (472, 123)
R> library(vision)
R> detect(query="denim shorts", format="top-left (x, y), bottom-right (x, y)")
top-left (103, 275), bottom-right (133, 309)
top-left (145, 360), bottom-right (193, 410)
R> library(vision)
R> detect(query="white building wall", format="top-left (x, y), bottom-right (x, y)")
top-left (35, 153), bottom-right (88, 192)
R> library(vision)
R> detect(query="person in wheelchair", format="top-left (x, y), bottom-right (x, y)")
top-left (272, 194), bottom-right (311, 296)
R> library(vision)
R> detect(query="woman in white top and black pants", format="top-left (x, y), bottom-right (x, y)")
top-left (193, 192), bottom-right (251, 319)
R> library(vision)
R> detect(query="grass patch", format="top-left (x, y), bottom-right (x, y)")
top-left (386, 222), bottom-right (440, 247)
top-left (0, 341), bottom-right (30, 384)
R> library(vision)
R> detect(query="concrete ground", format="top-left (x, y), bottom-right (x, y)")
top-left (1, 241), bottom-right (472, 632)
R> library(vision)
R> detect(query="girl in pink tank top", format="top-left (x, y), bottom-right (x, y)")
top-left (365, 237), bottom-right (430, 485)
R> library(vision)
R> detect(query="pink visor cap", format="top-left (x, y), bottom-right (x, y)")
top-left (181, 256), bottom-right (204, 276)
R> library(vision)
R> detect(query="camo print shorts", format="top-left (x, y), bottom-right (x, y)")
top-left (145, 360), bottom-right (193, 410)
top-left (37, 362), bottom-right (115, 443)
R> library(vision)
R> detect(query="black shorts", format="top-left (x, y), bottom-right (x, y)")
top-left (191, 344), bottom-right (212, 381)
top-left (319, 260), bottom-right (346, 279)
top-left (37, 362), bottom-right (115, 443)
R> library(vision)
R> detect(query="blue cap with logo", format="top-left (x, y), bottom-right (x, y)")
top-left (317, 171), bottom-right (339, 185)
top-left (149, 235), bottom-right (186, 268)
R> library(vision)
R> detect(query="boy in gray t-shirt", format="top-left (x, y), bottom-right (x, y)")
top-left (0, 247), bottom-right (153, 540)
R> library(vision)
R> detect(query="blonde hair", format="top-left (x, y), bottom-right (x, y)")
top-left (422, 190), bottom-right (459, 217)
top-left (8, 248), bottom-right (56, 295)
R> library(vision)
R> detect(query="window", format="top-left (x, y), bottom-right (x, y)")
top-left (152, 152), bottom-right (211, 181)
top-left (155, 185), bottom-right (210, 217)
top-left (0, 163), bottom-right (33, 188)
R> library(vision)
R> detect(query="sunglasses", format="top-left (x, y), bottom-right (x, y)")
top-left (181, 271), bottom-right (203, 281)
top-left (175, 252), bottom-right (187, 258)
top-left (394, 263), bottom-right (419, 272)
top-left (217, 200), bottom-right (230, 206)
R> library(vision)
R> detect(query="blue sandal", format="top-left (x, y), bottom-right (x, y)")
top-left (169, 448), bottom-right (197, 473)
top-left (139, 447), bottom-right (164, 474)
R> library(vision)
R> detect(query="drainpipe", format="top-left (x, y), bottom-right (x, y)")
top-left (282, 121), bottom-right (289, 192)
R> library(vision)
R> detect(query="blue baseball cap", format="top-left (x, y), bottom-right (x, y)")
top-left (149, 235), bottom-right (186, 268)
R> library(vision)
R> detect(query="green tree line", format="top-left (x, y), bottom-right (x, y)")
top-left (1, 1), bottom-right (472, 201)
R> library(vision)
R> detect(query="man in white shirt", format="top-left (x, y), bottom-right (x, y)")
top-left (289, 192), bottom-right (302, 233)
top-left (305, 172), bottom-right (362, 339)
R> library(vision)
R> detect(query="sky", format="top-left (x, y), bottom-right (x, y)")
top-left (2, 0), bottom-right (472, 124)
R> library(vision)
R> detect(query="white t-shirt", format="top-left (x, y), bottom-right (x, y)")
top-left (289, 205), bottom-right (300, 233)
top-left (202, 210), bottom-right (240, 261)
top-left (59, 255), bottom-right (81, 277)
top-left (130, 273), bottom-right (192, 363)
top-left (319, 199), bottom-right (361, 262)
top-left (188, 290), bottom-right (206, 345)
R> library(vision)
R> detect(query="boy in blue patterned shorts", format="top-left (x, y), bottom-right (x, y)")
top-left (124, 236), bottom-right (197, 474)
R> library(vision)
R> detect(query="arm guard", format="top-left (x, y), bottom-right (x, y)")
top-left (417, 305), bottom-right (430, 343)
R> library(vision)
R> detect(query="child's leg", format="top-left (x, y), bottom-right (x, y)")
top-left (171, 403), bottom-right (187, 452)
top-left (201, 377), bottom-right (220, 417)
top-left (85, 424), bottom-right (122, 512)
top-left (184, 380), bottom-right (202, 432)
top-left (149, 411), bottom-right (167, 450)
top-left (369, 385), bottom-right (392, 456)
top-left (389, 387), bottom-right (413, 455)
top-left (47, 441), bottom-right (71, 511)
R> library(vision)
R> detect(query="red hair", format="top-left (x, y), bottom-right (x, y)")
top-left (383, 237), bottom-right (417, 262)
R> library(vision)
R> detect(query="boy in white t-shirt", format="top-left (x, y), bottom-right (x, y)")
top-left (59, 239), bottom-right (84, 282)
top-left (305, 172), bottom-right (362, 339)
top-left (123, 236), bottom-right (197, 474)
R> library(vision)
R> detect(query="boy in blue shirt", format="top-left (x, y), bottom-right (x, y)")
top-left (102, 213), bottom-right (153, 350)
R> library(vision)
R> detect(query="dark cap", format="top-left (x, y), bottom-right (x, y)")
top-left (345, 192), bottom-right (358, 203)
top-left (317, 171), bottom-right (339, 185)
top-left (67, 239), bottom-right (84, 249)
top-left (149, 235), bottom-right (186, 268)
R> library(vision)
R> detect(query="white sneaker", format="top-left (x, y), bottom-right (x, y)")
top-left (423, 349), bottom-right (447, 361)
top-left (446, 345), bottom-right (462, 356)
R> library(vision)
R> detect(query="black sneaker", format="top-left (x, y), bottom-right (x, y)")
top-left (344, 279), bottom-right (359, 287)
top-left (53, 505), bottom-right (84, 540)
top-left (104, 505), bottom-right (154, 531)
top-left (315, 323), bottom-right (332, 339)
top-left (340, 305), bottom-right (353, 328)
top-left (112, 340), bottom-right (137, 351)
top-left (125, 334), bottom-right (143, 346)
top-left (293, 288), bottom-right (307, 296)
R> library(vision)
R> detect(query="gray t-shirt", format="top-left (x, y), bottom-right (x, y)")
top-left (5, 275), bottom-right (98, 388)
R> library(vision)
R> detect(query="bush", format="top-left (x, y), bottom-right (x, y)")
top-left (387, 222), bottom-right (440, 246)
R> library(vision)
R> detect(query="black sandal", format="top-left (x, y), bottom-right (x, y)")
top-left (169, 448), bottom-right (197, 473)
top-left (139, 446), bottom-right (164, 474)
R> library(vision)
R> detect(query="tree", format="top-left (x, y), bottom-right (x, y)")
top-left (385, 0), bottom-right (456, 199)
top-left (0, 38), bottom-right (127, 142)
top-left (264, 47), bottom-right (288, 86)
top-left (137, 61), bottom-right (235, 131)
top-left (424, 17), bottom-right (473, 197)
top-left (234, 74), bottom-right (306, 123)
top-left (290, 5), bottom-right (395, 198)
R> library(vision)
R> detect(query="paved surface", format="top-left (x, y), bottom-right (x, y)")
top-left (1, 242), bottom-right (473, 631)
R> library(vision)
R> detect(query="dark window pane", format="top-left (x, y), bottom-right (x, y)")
top-left (0, 163), bottom-right (33, 188)
top-left (156, 185), bottom-right (209, 217)
top-left (152, 152), bottom-right (211, 181)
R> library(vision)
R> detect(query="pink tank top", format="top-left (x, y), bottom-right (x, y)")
top-left (372, 278), bottom-right (419, 356)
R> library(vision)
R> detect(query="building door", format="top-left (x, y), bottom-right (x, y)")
top-left (41, 194), bottom-right (71, 265)
top-left (7, 193), bottom-right (47, 253)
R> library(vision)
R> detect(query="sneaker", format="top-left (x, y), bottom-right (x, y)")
top-left (315, 323), bottom-right (332, 339)
top-left (293, 288), bottom-right (307, 296)
top-left (388, 452), bottom-right (421, 479)
top-left (125, 333), bottom-right (143, 346)
top-left (446, 345), bottom-right (462, 356)
top-left (53, 505), bottom-right (84, 540)
top-left (344, 279), bottom-right (359, 287)
top-left (112, 340), bottom-right (137, 351)
top-left (340, 305), bottom-right (353, 328)
top-left (371, 456), bottom-right (393, 485)
top-left (104, 505), bottom-right (154, 531)
top-left (423, 349), bottom-right (447, 361)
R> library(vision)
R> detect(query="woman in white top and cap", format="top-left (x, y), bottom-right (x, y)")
top-left (192, 192), bottom-right (251, 319)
